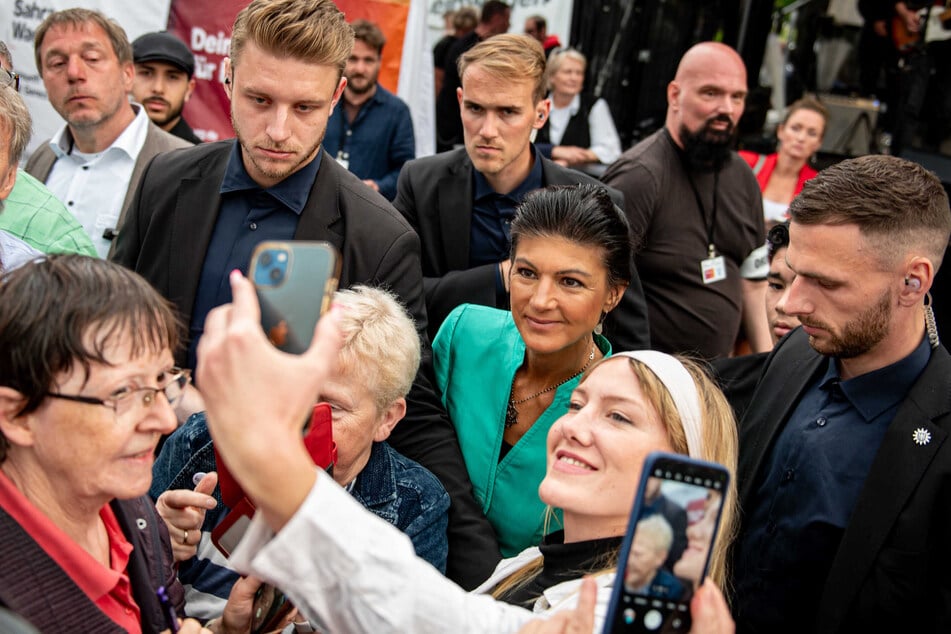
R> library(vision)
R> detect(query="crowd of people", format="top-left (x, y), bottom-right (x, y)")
top-left (1, 1), bottom-right (950, 633)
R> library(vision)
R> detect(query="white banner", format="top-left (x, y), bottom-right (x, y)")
top-left (1, 0), bottom-right (172, 160)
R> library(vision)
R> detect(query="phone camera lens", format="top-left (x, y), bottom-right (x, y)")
top-left (269, 267), bottom-right (283, 282)
top-left (260, 251), bottom-right (273, 266)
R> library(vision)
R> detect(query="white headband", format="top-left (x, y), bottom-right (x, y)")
top-left (611, 351), bottom-right (704, 459)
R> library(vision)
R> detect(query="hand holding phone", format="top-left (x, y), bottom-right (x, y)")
top-left (604, 452), bottom-right (729, 634)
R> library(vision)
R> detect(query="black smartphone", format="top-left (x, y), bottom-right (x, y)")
top-left (603, 452), bottom-right (729, 634)
top-left (251, 582), bottom-right (294, 633)
top-left (249, 241), bottom-right (341, 354)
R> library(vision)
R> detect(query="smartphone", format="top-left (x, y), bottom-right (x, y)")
top-left (603, 452), bottom-right (730, 634)
top-left (249, 241), bottom-right (341, 354)
top-left (251, 582), bottom-right (294, 633)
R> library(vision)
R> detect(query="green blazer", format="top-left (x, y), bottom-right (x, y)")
top-left (434, 304), bottom-right (611, 556)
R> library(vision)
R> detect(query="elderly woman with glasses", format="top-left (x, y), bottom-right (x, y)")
top-left (0, 255), bottom-right (209, 632)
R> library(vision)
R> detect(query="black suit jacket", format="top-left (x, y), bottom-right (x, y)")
top-left (733, 328), bottom-right (951, 633)
top-left (393, 148), bottom-right (650, 350)
top-left (111, 140), bottom-right (501, 588)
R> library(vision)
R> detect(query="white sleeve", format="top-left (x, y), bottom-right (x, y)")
top-left (229, 468), bottom-right (536, 634)
top-left (587, 99), bottom-right (623, 165)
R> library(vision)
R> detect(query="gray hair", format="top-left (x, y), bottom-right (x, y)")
top-left (332, 285), bottom-right (421, 411)
top-left (0, 86), bottom-right (32, 165)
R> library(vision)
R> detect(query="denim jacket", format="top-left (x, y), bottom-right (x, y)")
top-left (151, 412), bottom-right (449, 618)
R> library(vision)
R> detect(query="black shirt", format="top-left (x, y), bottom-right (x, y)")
top-left (168, 117), bottom-right (202, 145)
top-left (496, 530), bottom-right (622, 607)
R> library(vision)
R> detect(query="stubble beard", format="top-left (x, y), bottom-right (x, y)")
top-left (803, 289), bottom-right (893, 359)
top-left (146, 98), bottom-right (184, 128)
top-left (231, 105), bottom-right (324, 185)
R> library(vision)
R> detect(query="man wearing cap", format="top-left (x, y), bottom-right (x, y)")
top-left (132, 31), bottom-right (201, 144)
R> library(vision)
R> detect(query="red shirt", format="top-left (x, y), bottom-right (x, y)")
top-left (0, 469), bottom-right (142, 633)
top-left (739, 151), bottom-right (818, 199)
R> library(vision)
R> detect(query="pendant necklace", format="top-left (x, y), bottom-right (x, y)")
top-left (505, 344), bottom-right (596, 429)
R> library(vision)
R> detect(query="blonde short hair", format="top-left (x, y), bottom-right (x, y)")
top-left (635, 514), bottom-right (674, 555)
top-left (459, 33), bottom-right (547, 103)
top-left (332, 285), bottom-right (421, 411)
top-left (230, 0), bottom-right (354, 77)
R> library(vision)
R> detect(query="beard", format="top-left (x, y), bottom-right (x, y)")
top-left (680, 115), bottom-right (736, 171)
top-left (144, 97), bottom-right (184, 128)
top-left (346, 73), bottom-right (377, 96)
top-left (801, 289), bottom-right (892, 359)
top-left (230, 103), bottom-right (324, 186)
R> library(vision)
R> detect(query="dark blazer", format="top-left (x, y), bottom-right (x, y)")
top-left (111, 140), bottom-right (501, 589)
top-left (25, 107), bottom-right (192, 258)
top-left (0, 496), bottom-right (183, 633)
top-left (734, 328), bottom-right (951, 633)
top-left (393, 148), bottom-right (651, 351)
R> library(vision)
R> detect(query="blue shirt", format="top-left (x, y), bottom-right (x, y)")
top-left (469, 146), bottom-right (544, 301)
top-left (322, 86), bottom-right (415, 201)
top-left (734, 335), bottom-right (932, 633)
top-left (187, 141), bottom-right (321, 369)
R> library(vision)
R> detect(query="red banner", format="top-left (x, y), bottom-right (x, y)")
top-left (167, 0), bottom-right (410, 143)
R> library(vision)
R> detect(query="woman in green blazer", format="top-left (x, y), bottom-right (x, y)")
top-left (434, 184), bottom-right (633, 556)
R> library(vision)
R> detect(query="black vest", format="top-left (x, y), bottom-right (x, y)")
top-left (536, 93), bottom-right (596, 148)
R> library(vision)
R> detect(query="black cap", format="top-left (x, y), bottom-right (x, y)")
top-left (132, 32), bottom-right (195, 78)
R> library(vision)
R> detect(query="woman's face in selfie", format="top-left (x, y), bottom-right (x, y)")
top-left (539, 358), bottom-right (674, 539)
top-left (673, 490), bottom-right (722, 585)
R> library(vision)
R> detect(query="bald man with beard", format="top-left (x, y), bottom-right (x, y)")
top-left (602, 42), bottom-right (768, 361)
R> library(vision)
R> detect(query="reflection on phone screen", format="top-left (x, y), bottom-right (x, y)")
top-left (609, 463), bottom-right (726, 634)
top-left (623, 478), bottom-right (722, 598)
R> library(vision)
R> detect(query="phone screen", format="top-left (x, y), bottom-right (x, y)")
top-left (606, 454), bottom-right (728, 633)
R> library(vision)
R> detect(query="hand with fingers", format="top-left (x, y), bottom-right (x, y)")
top-left (689, 580), bottom-right (735, 634)
top-left (155, 472), bottom-right (218, 562)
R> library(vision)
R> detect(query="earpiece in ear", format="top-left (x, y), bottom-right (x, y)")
top-left (224, 77), bottom-right (231, 85)
top-left (538, 113), bottom-right (545, 120)
top-left (905, 277), bottom-right (922, 290)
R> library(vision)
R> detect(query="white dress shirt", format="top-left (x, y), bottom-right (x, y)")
top-left (44, 104), bottom-right (149, 258)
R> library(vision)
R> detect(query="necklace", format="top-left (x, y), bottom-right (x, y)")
top-left (505, 344), bottom-right (597, 429)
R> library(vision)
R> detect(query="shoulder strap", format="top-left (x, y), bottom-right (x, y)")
top-left (751, 153), bottom-right (767, 176)
top-left (0, 506), bottom-right (124, 633)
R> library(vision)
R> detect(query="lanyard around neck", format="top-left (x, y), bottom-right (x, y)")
top-left (685, 168), bottom-right (720, 258)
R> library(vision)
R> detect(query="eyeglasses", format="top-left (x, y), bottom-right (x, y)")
top-left (46, 368), bottom-right (191, 419)
top-left (1, 68), bottom-right (20, 92)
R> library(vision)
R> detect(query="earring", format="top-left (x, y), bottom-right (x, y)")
top-left (594, 311), bottom-right (606, 336)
